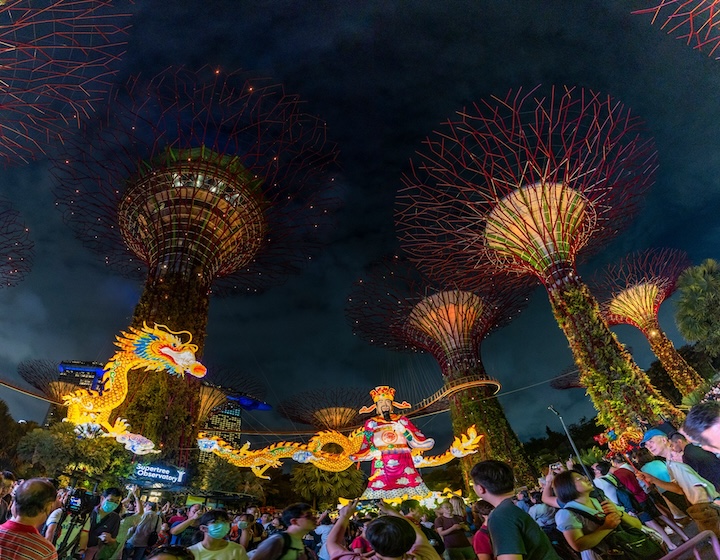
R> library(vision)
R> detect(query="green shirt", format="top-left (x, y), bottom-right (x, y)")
top-left (487, 498), bottom-right (560, 559)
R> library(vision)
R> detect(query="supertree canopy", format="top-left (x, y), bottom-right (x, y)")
top-left (592, 248), bottom-right (702, 397)
top-left (0, 200), bottom-right (32, 287)
top-left (396, 86), bottom-right (683, 436)
top-left (196, 382), bottom-right (231, 427)
top-left (549, 366), bottom-right (583, 391)
top-left (17, 359), bottom-right (72, 405)
top-left (345, 255), bottom-right (536, 485)
top-left (633, 1), bottom-right (720, 58)
top-left (203, 366), bottom-right (268, 403)
top-left (0, 0), bottom-right (130, 163)
top-left (277, 387), bottom-right (369, 432)
top-left (52, 66), bottom-right (337, 459)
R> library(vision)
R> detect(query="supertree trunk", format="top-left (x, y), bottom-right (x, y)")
top-left (548, 278), bottom-right (683, 430)
top-left (114, 272), bottom-right (209, 464)
top-left (645, 324), bottom-right (703, 397)
top-left (445, 366), bottom-right (536, 489)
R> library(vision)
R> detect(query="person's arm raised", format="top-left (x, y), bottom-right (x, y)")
top-left (327, 499), bottom-right (359, 559)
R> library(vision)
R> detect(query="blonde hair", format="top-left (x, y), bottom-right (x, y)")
top-left (448, 496), bottom-right (466, 517)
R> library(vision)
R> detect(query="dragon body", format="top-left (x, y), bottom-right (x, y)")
top-left (63, 323), bottom-right (206, 452)
top-left (198, 425), bottom-right (482, 480)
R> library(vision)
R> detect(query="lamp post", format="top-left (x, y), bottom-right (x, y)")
top-left (548, 405), bottom-right (594, 482)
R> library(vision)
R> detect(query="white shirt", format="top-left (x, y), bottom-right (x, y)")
top-left (189, 540), bottom-right (250, 560)
top-left (593, 476), bottom-right (618, 505)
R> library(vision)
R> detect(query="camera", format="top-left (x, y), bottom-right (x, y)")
top-left (64, 488), bottom-right (98, 517)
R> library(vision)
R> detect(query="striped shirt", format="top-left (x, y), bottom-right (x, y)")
top-left (0, 519), bottom-right (59, 560)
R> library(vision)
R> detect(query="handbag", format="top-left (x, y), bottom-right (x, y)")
top-left (565, 506), bottom-right (665, 560)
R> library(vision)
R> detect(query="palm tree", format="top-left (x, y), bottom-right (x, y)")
top-left (676, 259), bottom-right (720, 357)
top-left (290, 464), bottom-right (366, 510)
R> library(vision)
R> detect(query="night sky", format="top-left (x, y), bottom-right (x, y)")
top-left (1, 0), bottom-right (719, 452)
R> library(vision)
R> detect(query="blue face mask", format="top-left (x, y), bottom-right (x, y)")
top-left (207, 521), bottom-right (231, 539)
top-left (236, 521), bottom-right (248, 530)
top-left (101, 500), bottom-right (119, 513)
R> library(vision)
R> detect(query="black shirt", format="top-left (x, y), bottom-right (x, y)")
top-left (87, 507), bottom-right (121, 547)
top-left (683, 443), bottom-right (720, 491)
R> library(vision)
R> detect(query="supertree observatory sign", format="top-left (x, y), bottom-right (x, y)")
top-left (133, 463), bottom-right (187, 485)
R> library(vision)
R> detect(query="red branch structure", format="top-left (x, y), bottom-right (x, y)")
top-left (51, 66), bottom-right (337, 462)
top-left (396, 86), bottom-right (683, 436)
top-left (0, 0), bottom-right (130, 163)
top-left (592, 248), bottom-right (702, 396)
top-left (345, 255), bottom-right (536, 485)
top-left (0, 200), bottom-right (32, 287)
top-left (278, 387), bottom-right (369, 432)
top-left (633, 1), bottom-right (720, 58)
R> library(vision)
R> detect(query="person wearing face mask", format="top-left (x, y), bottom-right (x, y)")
top-left (234, 514), bottom-right (253, 550)
top-left (0, 478), bottom-right (59, 560)
top-left (84, 487), bottom-right (123, 560)
top-left (188, 510), bottom-right (249, 560)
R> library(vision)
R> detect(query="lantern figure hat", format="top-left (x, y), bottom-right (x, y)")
top-left (359, 385), bottom-right (411, 414)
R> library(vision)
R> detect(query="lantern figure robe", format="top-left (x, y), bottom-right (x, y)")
top-left (351, 386), bottom-right (434, 499)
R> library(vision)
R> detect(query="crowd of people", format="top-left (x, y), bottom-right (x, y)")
top-left (4, 400), bottom-right (720, 560)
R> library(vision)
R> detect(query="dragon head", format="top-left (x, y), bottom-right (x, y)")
top-left (117, 323), bottom-right (207, 378)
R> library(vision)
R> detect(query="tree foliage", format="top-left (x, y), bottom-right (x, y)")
top-left (421, 462), bottom-right (464, 492)
top-left (523, 416), bottom-right (603, 472)
top-left (0, 400), bottom-right (39, 472)
top-left (200, 456), bottom-right (267, 502)
top-left (290, 464), bottom-right (366, 510)
top-left (646, 345), bottom-right (717, 404)
top-left (676, 259), bottom-right (720, 357)
top-left (16, 422), bottom-right (132, 486)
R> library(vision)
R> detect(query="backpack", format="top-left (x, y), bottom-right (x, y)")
top-left (565, 506), bottom-right (665, 560)
top-left (602, 474), bottom-right (642, 514)
top-left (279, 531), bottom-right (318, 560)
top-left (419, 523), bottom-right (444, 555)
top-left (147, 515), bottom-right (161, 547)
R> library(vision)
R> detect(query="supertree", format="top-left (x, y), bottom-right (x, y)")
top-left (345, 256), bottom-right (536, 486)
top-left (196, 382), bottom-right (231, 428)
top-left (17, 359), bottom-right (71, 405)
top-left (52, 66), bottom-right (337, 460)
top-left (396, 86), bottom-right (684, 439)
top-left (203, 366), bottom-right (268, 403)
top-left (0, 0), bottom-right (130, 164)
top-left (277, 387), bottom-right (369, 432)
top-left (592, 248), bottom-right (702, 397)
top-left (633, 1), bottom-right (720, 58)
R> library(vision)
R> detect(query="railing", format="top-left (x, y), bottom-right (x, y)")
top-left (659, 530), bottom-right (720, 560)
top-left (412, 374), bottom-right (501, 413)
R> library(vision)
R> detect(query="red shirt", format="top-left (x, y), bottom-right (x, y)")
top-left (613, 467), bottom-right (649, 503)
top-left (0, 519), bottom-right (58, 560)
top-left (350, 535), bottom-right (372, 553)
top-left (472, 525), bottom-right (493, 557)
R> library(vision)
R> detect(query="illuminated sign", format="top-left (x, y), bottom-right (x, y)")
top-left (133, 463), bottom-right (187, 485)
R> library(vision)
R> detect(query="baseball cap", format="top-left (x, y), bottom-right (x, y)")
top-left (640, 428), bottom-right (667, 446)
